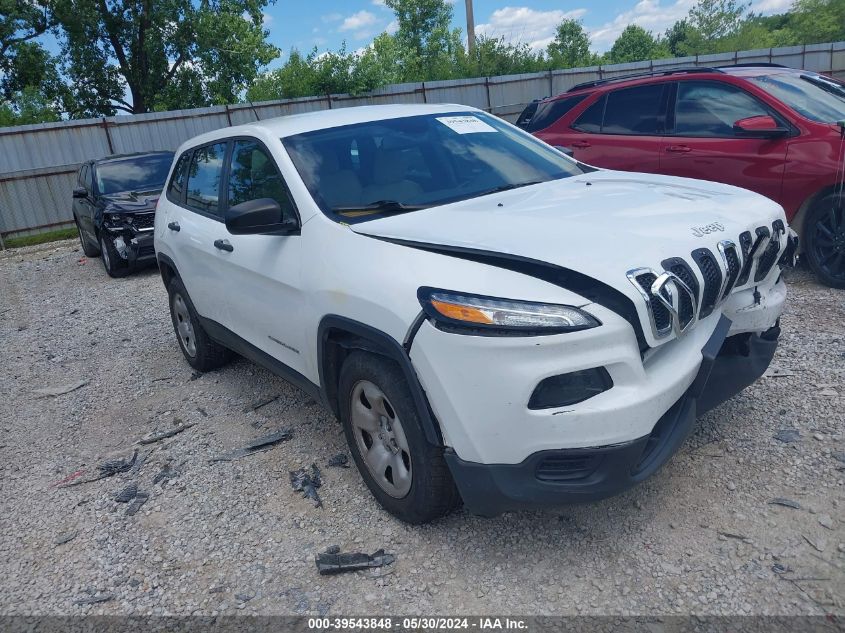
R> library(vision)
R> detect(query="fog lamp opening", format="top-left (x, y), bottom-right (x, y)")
top-left (528, 368), bottom-right (613, 410)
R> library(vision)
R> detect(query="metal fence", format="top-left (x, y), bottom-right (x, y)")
top-left (1, 41), bottom-right (844, 239)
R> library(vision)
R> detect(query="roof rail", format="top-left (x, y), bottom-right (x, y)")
top-left (717, 62), bottom-right (787, 69)
top-left (566, 67), bottom-right (722, 93)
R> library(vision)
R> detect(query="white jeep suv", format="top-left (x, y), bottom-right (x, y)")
top-left (154, 104), bottom-right (793, 523)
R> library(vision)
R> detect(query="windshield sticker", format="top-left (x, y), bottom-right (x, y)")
top-left (436, 115), bottom-right (497, 134)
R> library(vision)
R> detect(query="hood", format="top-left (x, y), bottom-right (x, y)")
top-left (351, 170), bottom-right (787, 344)
top-left (100, 189), bottom-right (161, 214)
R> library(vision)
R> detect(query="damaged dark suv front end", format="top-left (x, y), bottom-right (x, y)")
top-left (73, 151), bottom-right (174, 277)
top-left (97, 191), bottom-right (159, 268)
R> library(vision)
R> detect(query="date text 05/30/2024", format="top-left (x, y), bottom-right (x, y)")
top-left (307, 617), bottom-right (528, 630)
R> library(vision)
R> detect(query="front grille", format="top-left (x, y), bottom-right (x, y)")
top-left (755, 221), bottom-right (784, 282)
top-left (131, 213), bottom-right (155, 230)
top-left (720, 243), bottom-right (741, 299)
top-left (662, 257), bottom-right (699, 328)
top-left (634, 272), bottom-right (672, 335)
top-left (536, 454), bottom-right (602, 482)
top-left (691, 249), bottom-right (722, 319)
top-left (736, 231), bottom-right (753, 286)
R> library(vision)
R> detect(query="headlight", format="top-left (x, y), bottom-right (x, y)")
top-left (418, 287), bottom-right (600, 335)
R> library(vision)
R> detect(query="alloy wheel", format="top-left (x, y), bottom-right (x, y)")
top-left (172, 293), bottom-right (197, 357)
top-left (813, 204), bottom-right (845, 282)
top-left (349, 380), bottom-right (412, 498)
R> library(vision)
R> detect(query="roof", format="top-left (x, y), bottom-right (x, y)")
top-left (95, 150), bottom-right (175, 165)
top-left (176, 103), bottom-right (479, 152)
top-left (558, 64), bottom-right (811, 99)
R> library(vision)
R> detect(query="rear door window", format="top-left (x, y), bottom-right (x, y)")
top-left (527, 95), bottom-right (588, 132)
top-left (186, 142), bottom-right (228, 217)
top-left (602, 84), bottom-right (667, 135)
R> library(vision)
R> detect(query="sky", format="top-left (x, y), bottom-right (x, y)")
top-left (263, 0), bottom-right (794, 67)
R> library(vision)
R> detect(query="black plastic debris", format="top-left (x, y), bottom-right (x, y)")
top-left (138, 422), bottom-right (195, 445)
top-left (153, 462), bottom-right (180, 485)
top-left (772, 563), bottom-right (790, 575)
top-left (769, 497), bottom-right (801, 509)
top-left (74, 594), bottom-right (115, 606)
top-left (323, 545), bottom-right (341, 555)
top-left (327, 453), bottom-right (350, 468)
top-left (774, 429), bottom-right (800, 444)
top-left (125, 491), bottom-right (149, 516)
top-left (54, 531), bottom-right (78, 545)
top-left (209, 429), bottom-right (292, 462)
top-left (114, 483), bottom-right (138, 503)
top-left (290, 464), bottom-right (322, 508)
top-left (243, 395), bottom-right (280, 413)
top-left (832, 452), bottom-right (845, 464)
top-left (315, 548), bottom-right (396, 576)
top-left (98, 449), bottom-right (138, 478)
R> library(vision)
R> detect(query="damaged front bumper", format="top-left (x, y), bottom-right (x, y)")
top-left (102, 220), bottom-right (156, 268)
top-left (444, 316), bottom-right (780, 517)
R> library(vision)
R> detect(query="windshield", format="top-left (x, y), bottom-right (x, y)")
top-left (282, 111), bottom-right (585, 222)
top-left (749, 73), bottom-right (845, 123)
top-left (96, 153), bottom-right (175, 195)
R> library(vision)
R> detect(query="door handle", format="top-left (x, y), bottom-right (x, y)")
top-left (167, 221), bottom-right (180, 232)
top-left (214, 239), bottom-right (233, 252)
top-left (665, 145), bottom-right (691, 153)
top-left (571, 140), bottom-right (591, 149)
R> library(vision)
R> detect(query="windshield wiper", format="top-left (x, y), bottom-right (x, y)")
top-left (474, 181), bottom-right (543, 198)
top-left (801, 74), bottom-right (845, 100)
top-left (332, 200), bottom-right (428, 215)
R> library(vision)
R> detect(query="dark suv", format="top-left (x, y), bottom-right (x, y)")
top-left (521, 65), bottom-right (845, 287)
top-left (73, 151), bottom-right (174, 277)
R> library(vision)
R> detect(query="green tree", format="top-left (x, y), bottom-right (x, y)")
top-left (384, 0), bottom-right (456, 80)
top-left (547, 19), bottom-right (594, 69)
top-left (788, 0), bottom-right (845, 44)
top-left (608, 25), bottom-right (666, 63)
top-left (0, 85), bottom-right (61, 126)
top-left (51, 0), bottom-right (279, 116)
top-left (455, 36), bottom-right (544, 77)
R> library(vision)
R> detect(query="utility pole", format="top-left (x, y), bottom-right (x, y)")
top-left (465, 0), bottom-right (476, 55)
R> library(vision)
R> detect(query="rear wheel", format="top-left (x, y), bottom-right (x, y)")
top-left (167, 277), bottom-right (232, 371)
top-left (803, 193), bottom-right (845, 289)
top-left (338, 351), bottom-right (460, 524)
top-left (75, 217), bottom-right (100, 257)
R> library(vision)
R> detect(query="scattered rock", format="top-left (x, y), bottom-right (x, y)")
top-left (53, 531), bottom-right (78, 546)
top-left (773, 429), bottom-right (800, 444)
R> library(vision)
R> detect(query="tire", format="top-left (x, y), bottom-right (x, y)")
top-left (99, 233), bottom-right (130, 278)
top-left (75, 217), bottom-right (100, 257)
top-left (803, 192), bottom-right (845, 289)
top-left (338, 351), bottom-right (460, 524)
top-left (167, 277), bottom-right (232, 371)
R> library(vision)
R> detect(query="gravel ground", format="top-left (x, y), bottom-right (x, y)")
top-left (0, 238), bottom-right (843, 617)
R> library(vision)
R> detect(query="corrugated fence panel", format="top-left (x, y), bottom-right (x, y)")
top-left (426, 78), bottom-right (488, 110)
top-left (2, 41), bottom-right (845, 237)
top-left (107, 108), bottom-right (231, 154)
top-left (0, 166), bottom-right (77, 234)
top-left (489, 72), bottom-right (550, 119)
top-left (0, 118), bottom-right (108, 172)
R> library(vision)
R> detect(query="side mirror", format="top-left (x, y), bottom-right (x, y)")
top-left (554, 146), bottom-right (575, 157)
top-left (225, 198), bottom-right (299, 236)
top-left (733, 115), bottom-right (790, 139)
top-left (72, 187), bottom-right (88, 199)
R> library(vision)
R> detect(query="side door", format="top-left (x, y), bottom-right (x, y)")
top-left (74, 164), bottom-right (96, 238)
top-left (564, 83), bottom-right (669, 173)
top-left (659, 80), bottom-right (789, 202)
top-left (162, 141), bottom-right (232, 325)
top-left (213, 137), bottom-right (306, 376)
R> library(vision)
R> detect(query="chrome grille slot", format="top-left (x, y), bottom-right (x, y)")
top-left (691, 249), bottom-right (722, 319)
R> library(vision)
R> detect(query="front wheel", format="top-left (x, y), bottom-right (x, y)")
top-left (803, 193), bottom-right (845, 289)
top-left (338, 351), bottom-right (460, 524)
top-left (99, 233), bottom-right (129, 278)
